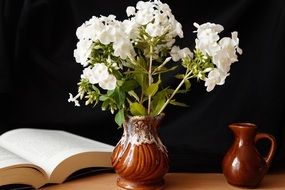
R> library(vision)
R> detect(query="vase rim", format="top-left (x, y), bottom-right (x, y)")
top-left (229, 122), bottom-right (257, 128)
top-left (126, 113), bottom-right (165, 120)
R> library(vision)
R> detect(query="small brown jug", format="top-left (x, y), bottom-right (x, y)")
top-left (222, 123), bottom-right (276, 188)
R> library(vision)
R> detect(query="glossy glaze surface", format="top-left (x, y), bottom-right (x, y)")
top-left (111, 114), bottom-right (169, 190)
top-left (222, 123), bottom-right (276, 188)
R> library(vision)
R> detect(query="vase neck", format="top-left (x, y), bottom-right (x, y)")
top-left (229, 123), bottom-right (257, 146)
top-left (119, 114), bottom-right (166, 152)
top-left (123, 114), bottom-right (165, 133)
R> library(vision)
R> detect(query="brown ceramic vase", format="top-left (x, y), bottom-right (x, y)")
top-left (222, 123), bottom-right (276, 188)
top-left (111, 113), bottom-right (169, 190)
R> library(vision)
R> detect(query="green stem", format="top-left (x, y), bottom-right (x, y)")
top-left (147, 45), bottom-right (153, 115)
top-left (157, 71), bottom-right (192, 115)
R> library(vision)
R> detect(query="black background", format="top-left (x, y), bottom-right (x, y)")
top-left (0, 0), bottom-right (284, 172)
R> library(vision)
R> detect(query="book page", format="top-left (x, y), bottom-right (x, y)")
top-left (0, 146), bottom-right (47, 188)
top-left (0, 146), bottom-right (31, 169)
top-left (0, 128), bottom-right (114, 181)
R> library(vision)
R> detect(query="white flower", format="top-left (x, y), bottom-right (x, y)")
top-left (212, 49), bottom-right (232, 73)
top-left (212, 33), bottom-right (242, 73)
top-left (76, 16), bottom-right (103, 41)
top-left (97, 16), bottom-right (119, 45)
top-left (173, 21), bottom-right (184, 38)
top-left (81, 67), bottom-right (93, 81)
top-left (194, 24), bottom-right (242, 92)
top-left (194, 22), bottom-right (224, 36)
top-left (99, 16), bottom-right (134, 60)
top-left (170, 46), bottom-right (193, 62)
top-left (211, 37), bottom-right (236, 74)
top-left (194, 22), bottom-right (224, 57)
top-left (70, 1), bottom-right (242, 123)
top-left (170, 46), bottom-right (181, 61)
top-left (126, 6), bottom-right (136, 17)
top-left (74, 40), bottom-right (93, 66)
top-left (146, 22), bottom-right (164, 37)
top-left (113, 39), bottom-right (133, 60)
top-left (75, 14), bottom-right (135, 62)
top-left (180, 47), bottom-right (193, 59)
top-left (128, 0), bottom-right (183, 40)
top-left (195, 38), bottom-right (220, 57)
top-left (98, 29), bottom-right (114, 45)
top-left (122, 19), bottom-right (139, 39)
top-left (204, 68), bottom-right (229, 92)
top-left (81, 64), bottom-right (109, 84)
top-left (99, 74), bottom-right (117, 90)
top-left (231, 32), bottom-right (243, 55)
top-left (68, 93), bottom-right (80, 106)
top-left (81, 63), bottom-right (117, 91)
top-left (135, 1), bottom-right (155, 25)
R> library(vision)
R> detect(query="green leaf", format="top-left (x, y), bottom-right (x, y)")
top-left (91, 84), bottom-right (100, 93)
top-left (136, 55), bottom-right (147, 69)
top-left (101, 99), bottom-right (110, 111)
top-left (151, 90), bottom-right (167, 116)
top-left (169, 100), bottom-right (188, 107)
top-left (134, 73), bottom-right (147, 89)
top-left (124, 70), bottom-right (148, 75)
top-left (128, 90), bottom-right (140, 102)
top-left (122, 80), bottom-right (139, 92)
top-left (184, 79), bottom-right (191, 90)
top-left (130, 102), bottom-right (147, 116)
top-left (112, 69), bottom-right (123, 79)
top-left (175, 74), bottom-right (185, 79)
top-left (122, 59), bottom-right (135, 69)
top-left (113, 88), bottom-right (125, 107)
top-left (99, 95), bottom-right (109, 101)
top-left (144, 80), bottom-right (160, 96)
top-left (115, 109), bottom-right (125, 127)
top-left (107, 89), bottom-right (115, 96)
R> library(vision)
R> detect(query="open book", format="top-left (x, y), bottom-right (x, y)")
top-left (0, 128), bottom-right (115, 189)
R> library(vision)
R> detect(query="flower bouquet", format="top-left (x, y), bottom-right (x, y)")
top-left (69, 0), bottom-right (242, 127)
top-left (68, 0), bottom-right (242, 189)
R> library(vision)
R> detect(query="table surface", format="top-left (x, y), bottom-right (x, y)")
top-left (39, 171), bottom-right (285, 190)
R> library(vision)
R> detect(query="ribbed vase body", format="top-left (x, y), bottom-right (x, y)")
top-left (111, 114), bottom-right (169, 190)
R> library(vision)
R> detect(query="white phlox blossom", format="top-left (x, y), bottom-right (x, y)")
top-left (204, 69), bottom-right (229, 92)
top-left (68, 93), bottom-right (80, 106)
top-left (134, 1), bottom-right (155, 25)
top-left (170, 46), bottom-right (193, 62)
top-left (81, 64), bottom-right (109, 84)
top-left (76, 16), bottom-right (104, 41)
top-left (69, 0), bottom-right (243, 127)
top-left (194, 22), bottom-right (224, 57)
top-left (68, 63), bottom-right (117, 106)
top-left (213, 37), bottom-right (237, 73)
top-left (126, 6), bottom-right (136, 17)
top-left (194, 22), bottom-right (224, 38)
top-left (127, 0), bottom-right (183, 39)
top-left (122, 19), bottom-right (139, 40)
top-left (74, 16), bottom-right (105, 66)
top-left (74, 40), bottom-right (93, 67)
top-left (81, 63), bottom-right (117, 90)
top-left (231, 31), bottom-right (243, 55)
top-left (201, 29), bottom-right (242, 91)
top-left (74, 15), bottom-right (134, 66)
top-left (99, 74), bottom-right (117, 90)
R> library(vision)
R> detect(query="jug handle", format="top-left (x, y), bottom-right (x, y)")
top-left (255, 133), bottom-right (277, 167)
